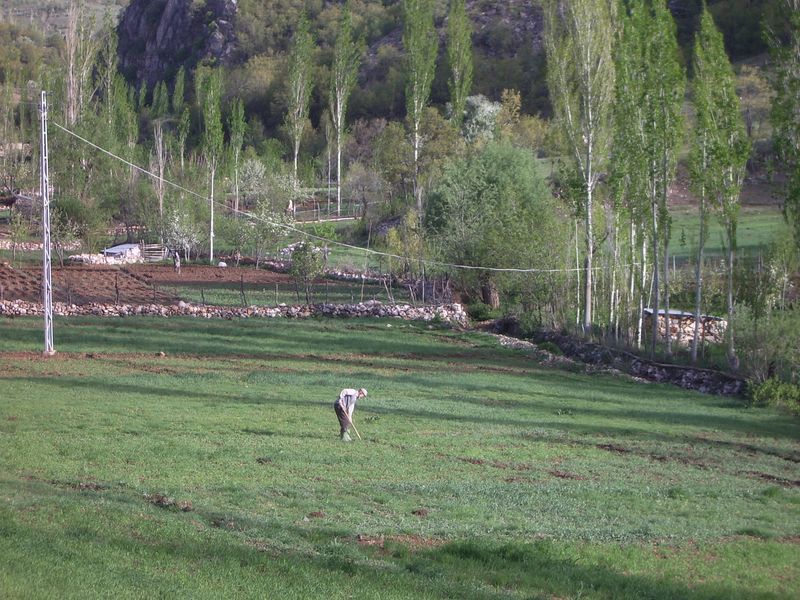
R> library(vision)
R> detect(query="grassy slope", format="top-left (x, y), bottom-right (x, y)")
top-left (670, 206), bottom-right (788, 261)
top-left (0, 316), bottom-right (798, 598)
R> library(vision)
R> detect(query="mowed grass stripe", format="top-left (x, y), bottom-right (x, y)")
top-left (0, 316), bottom-right (798, 598)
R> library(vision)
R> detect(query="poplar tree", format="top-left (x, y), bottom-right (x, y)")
top-left (172, 67), bottom-right (186, 115)
top-left (63, 1), bottom-right (97, 126)
top-left (689, 7), bottom-right (720, 363)
top-left (172, 67), bottom-right (189, 172)
top-left (769, 0), bottom-right (800, 254)
top-left (329, 1), bottom-right (364, 216)
top-left (151, 81), bottom-right (169, 119)
top-left (544, 0), bottom-right (616, 334)
top-left (692, 7), bottom-right (750, 369)
top-left (447, 0), bottom-right (473, 126)
top-left (96, 14), bottom-right (118, 125)
top-left (285, 13), bottom-right (314, 200)
top-left (403, 0), bottom-right (438, 216)
top-left (643, 1), bottom-right (685, 357)
top-left (611, 1), bottom-right (649, 347)
top-left (198, 68), bottom-right (224, 263)
top-left (228, 98), bottom-right (246, 214)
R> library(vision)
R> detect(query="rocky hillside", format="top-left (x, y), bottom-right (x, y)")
top-left (117, 0), bottom-right (238, 86)
top-left (113, 0), bottom-right (776, 121)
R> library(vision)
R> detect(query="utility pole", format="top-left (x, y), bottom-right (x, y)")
top-left (40, 91), bottom-right (55, 356)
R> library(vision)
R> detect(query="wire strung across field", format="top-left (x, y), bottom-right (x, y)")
top-left (51, 120), bottom-right (635, 275)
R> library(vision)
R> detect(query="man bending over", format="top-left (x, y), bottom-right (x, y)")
top-left (334, 388), bottom-right (367, 441)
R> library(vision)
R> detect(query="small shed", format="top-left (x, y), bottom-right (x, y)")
top-left (102, 243), bottom-right (141, 260)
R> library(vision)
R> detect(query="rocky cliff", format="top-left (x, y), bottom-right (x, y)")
top-left (117, 0), bottom-right (238, 87)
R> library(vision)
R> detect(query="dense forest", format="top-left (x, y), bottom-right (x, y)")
top-left (0, 0), bottom-right (798, 406)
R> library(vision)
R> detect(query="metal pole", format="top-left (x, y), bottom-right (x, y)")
top-left (40, 91), bottom-right (55, 356)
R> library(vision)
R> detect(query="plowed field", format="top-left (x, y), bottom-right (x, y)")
top-left (0, 263), bottom-right (294, 304)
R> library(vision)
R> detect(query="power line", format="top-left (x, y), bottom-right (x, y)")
top-left (51, 120), bottom-right (630, 275)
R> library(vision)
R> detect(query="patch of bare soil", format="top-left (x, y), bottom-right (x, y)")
top-left (356, 534), bottom-right (444, 550)
top-left (548, 470), bottom-right (586, 481)
top-left (125, 264), bottom-right (294, 287)
top-left (0, 264), bottom-right (176, 303)
top-left (411, 508), bottom-right (430, 517)
top-left (743, 471), bottom-right (800, 488)
top-left (0, 263), bottom-right (43, 301)
top-left (144, 492), bottom-right (193, 511)
top-left (597, 443), bottom-right (630, 454)
top-left (1, 263), bottom-right (295, 304)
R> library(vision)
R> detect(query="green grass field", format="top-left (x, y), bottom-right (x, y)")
top-left (670, 206), bottom-right (788, 261)
top-left (1, 316), bottom-right (798, 598)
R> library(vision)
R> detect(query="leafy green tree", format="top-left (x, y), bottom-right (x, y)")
top-left (290, 241), bottom-right (323, 304)
top-left (446, 0), bottom-right (473, 126)
top-left (329, 1), bottom-right (364, 216)
top-left (63, 0), bottom-right (97, 126)
top-left (151, 81), bottom-right (169, 119)
top-left (692, 7), bottom-right (750, 369)
top-left (285, 13), bottom-right (315, 189)
top-left (768, 0), bottom-right (800, 255)
top-left (543, 0), bottom-right (616, 334)
top-left (8, 210), bottom-right (29, 265)
top-left (111, 74), bottom-right (141, 240)
top-left (403, 0), bottom-right (438, 216)
top-left (172, 66), bottom-right (186, 115)
top-left (176, 107), bottom-right (191, 173)
top-left (249, 198), bottom-right (290, 268)
top-left (426, 141), bottom-right (569, 311)
top-left (612, 1), bottom-right (685, 356)
top-left (95, 14), bottom-right (118, 125)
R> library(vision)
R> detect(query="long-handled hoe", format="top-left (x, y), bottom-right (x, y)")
top-left (347, 415), bottom-right (362, 440)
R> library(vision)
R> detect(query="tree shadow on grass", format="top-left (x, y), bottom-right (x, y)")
top-left (1, 376), bottom-right (273, 406)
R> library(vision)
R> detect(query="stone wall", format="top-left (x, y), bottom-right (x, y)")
top-left (0, 240), bottom-right (81, 252)
top-left (0, 299), bottom-right (468, 326)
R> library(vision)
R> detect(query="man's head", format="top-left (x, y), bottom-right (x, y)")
top-left (358, 388), bottom-right (367, 398)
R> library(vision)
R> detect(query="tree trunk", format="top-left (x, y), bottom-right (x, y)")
top-left (650, 187), bottom-right (660, 358)
top-left (691, 196), bottom-right (706, 364)
top-left (609, 214), bottom-right (620, 342)
top-left (209, 168), bottom-right (216, 264)
top-left (726, 221), bottom-right (738, 370)
top-left (414, 120), bottom-right (422, 216)
top-left (637, 235), bottom-right (647, 349)
top-left (584, 176), bottom-right (594, 336)
top-left (336, 128), bottom-right (342, 216)
top-left (663, 234), bottom-right (672, 357)
top-left (481, 280), bottom-right (500, 309)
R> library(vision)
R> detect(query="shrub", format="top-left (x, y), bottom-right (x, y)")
top-left (537, 341), bottom-right (562, 356)
top-left (749, 378), bottom-right (800, 415)
top-left (466, 302), bottom-right (499, 322)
